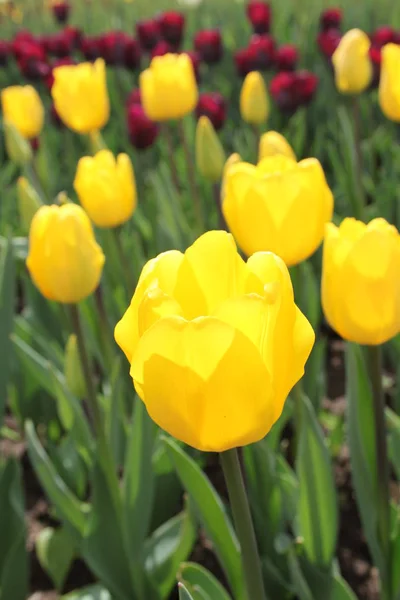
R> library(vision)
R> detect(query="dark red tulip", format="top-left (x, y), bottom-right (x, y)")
top-left (194, 29), bottom-right (223, 64)
top-left (369, 46), bottom-right (382, 88)
top-left (196, 92), bottom-right (226, 130)
top-left (136, 19), bottom-right (160, 52)
top-left (317, 29), bottom-right (341, 58)
top-left (126, 88), bottom-right (142, 107)
top-left (275, 44), bottom-right (298, 71)
top-left (183, 50), bottom-right (201, 81)
top-left (151, 40), bottom-right (175, 58)
top-left (124, 38), bottom-right (141, 70)
top-left (99, 31), bottom-right (129, 65)
top-left (0, 40), bottom-right (10, 66)
top-left (270, 70), bottom-right (318, 113)
top-left (393, 32), bottom-right (400, 45)
top-left (247, 34), bottom-right (275, 70)
top-left (13, 37), bottom-right (45, 62)
top-left (158, 11), bottom-right (185, 48)
top-left (320, 8), bottom-right (342, 32)
top-left (19, 57), bottom-right (50, 80)
top-left (12, 30), bottom-right (36, 52)
top-left (127, 103), bottom-right (159, 150)
top-left (370, 26), bottom-right (396, 48)
top-left (44, 57), bottom-right (76, 90)
top-left (80, 35), bottom-right (101, 61)
top-left (42, 30), bottom-right (75, 57)
top-left (234, 48), bottom-right (254, 77)
top-left (52, 1), bottom-right (70, 24)
top-left (64, 26), bottom-right (82, 50)
top-left (247, 2), bottom-right (271, 35)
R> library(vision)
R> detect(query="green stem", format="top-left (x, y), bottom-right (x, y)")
top-left (94, 286), bottom-right (115, 372)
top-left (220, 448), bottom-right (266, 600)
top-left (366, 345), bottom-right (392, 599)
top-left (213, 182), bottom-right (227, 230)
top-left (178, 120), bottom-right (204, 232)
top-left (113, 226), bottom-right (134, 299)
top-left (162, 124), bottom-right (181, 193)
top-left (351, 96), bottom-right (366, 220)
top-left (251, 124), bottom-right (260, 163)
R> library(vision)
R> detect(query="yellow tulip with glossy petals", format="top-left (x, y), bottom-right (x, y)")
top-left (259, 131), bottom-right (296, 162)
top-left (74, 150), bottom-right (137, 228)
top-left (1, 85), bottom-right (44, 139)
top-left (322, 218), bottom-right (400, 345)
top-left (240, 71), bottom-right (269, 125)
top-left (379, 43), bottom-right (400, 122)
top-left (223, 155), bottom-right (334, 266)
top-left (115, 231), bottom-right (314, 452)
top-left (52, 59), bottom-right (110, 133)
top-left (332, 29), bottom-right (372, 94)
top-left (27, 203), bottom-right (105, 303)
top-left (140, 53), bottom-right (198, 121)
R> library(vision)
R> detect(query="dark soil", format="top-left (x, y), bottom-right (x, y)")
top-left (1, 337), bottom-right (383, 600)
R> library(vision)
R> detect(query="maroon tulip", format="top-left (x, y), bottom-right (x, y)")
top-left (151, 40), bottom-right (175, 58)
top-left (317, 29), bottom-right (341, 58)
top-left (0, 40), bottom-right (10, 66)
top-left (270, 70), bottom-right (318, 113)
top-left (52, 1), bottom-right (70, 24)
top-left (13, 37), bottom-right (49, 80)
top-left (127, 103), bottom-right (159, 150)
top-left (247, 2), bottom-right (271, 35)
top-left (247, 34), bottom-right (275, 70)
top-left (124, 38), bottom-right (141, 70)
top-left (126, 88), bottom-right (142, 107)
top-left (371, 26), bottom-right (396, 48)
top-left (183, 50), bottom-right (201, 81)
top-left (234, 48), bottom-right (254, 77)
top-left (64, 26), bottom-right (82, 50)
top-left (194, 29), bottom-right (223, 64)
top-left (44, 57), bottom-right (76, 90)
top-left (80, 35), bottom-right (101, 61)
top-left (196, 92), bottom-right (226, 130)
top-left (19, 57), bottom-right (50, 80)
top-left (369, 46), bottom-right (382, 88)
top-left (136, 19), bottom-right (160, 52)
top-left (158, 11), bottom-right (185, 48)
top-left (320, 8), bottom-right (342, 32)
top-left (42, 31), bottom-right (75, 57)
top-left (275, 44), bottom-right (298, 71)
top-left (99, 31), bottom-right (129, 65)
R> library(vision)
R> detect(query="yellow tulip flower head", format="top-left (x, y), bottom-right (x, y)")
top-left (332, 29), bottom-right (372, 94)
top-left (27, 203), bottom-right (105, 303)
top-left (74, 150), bottom-right (137, 228)
top-left (1, 85), bottom-right (44, 139)
top-left (259, 131), bottom-right (296, 162)
top-left (140, 53), bottom-right (198, 121)
top-left (115, 231), bottom-right (314, 452)
top-left (379, 43), bottom-right (400, 122)
top-left (240, 71), bottom-right (269, 125)
top-left (322, 218), bottom-right (400, 345)
top-left (223, 155), bottom-right (334, 266)
top-left (52, 59), bottom-right (110, 134)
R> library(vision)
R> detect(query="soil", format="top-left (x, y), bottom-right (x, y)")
top-left (1, 336), bottom-right (383, 600)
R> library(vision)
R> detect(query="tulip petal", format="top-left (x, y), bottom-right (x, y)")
top-left (131, 315), bottom-right (273, 452)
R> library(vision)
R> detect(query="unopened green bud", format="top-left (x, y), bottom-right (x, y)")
top-left (4, 120), bottom-right (33, 165)
top-left (17, 177), bottom-right (43, 233)
top-left (195, 116), bottom-right (226, 183)
top-left (64, 334), bottom-right (86, 399)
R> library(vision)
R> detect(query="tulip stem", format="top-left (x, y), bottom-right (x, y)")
top-left (94, 286), bottom-right (115, 372)
top-left (113, 226), bottom-right (134, 298)
top-left (220, 448), bottom-right (266, 600)
top-left (162, 124), bottom-right (181, 193)
top-left (366, 345), bottom-right (392, 599)
top-left (178, 120), bottom-right (204, 232)
top-left (351, 97), bottom-right (367, 220)
top-left (213, 182), bottom-right (227, 230)
top-left (251, 124), bottom-right (260, 162)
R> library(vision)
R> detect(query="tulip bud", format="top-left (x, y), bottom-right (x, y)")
top-left (240, 71), bottom-right (269, 125)
top-left (332, 29), bottom-right (372, 94)
top-left (64, 334), bottom-right (86, 399)
top-left (259, 131), bottom-right (296, 162)
top-left (4, 121), bottom-right (33, 165)
top-left (379, 43), bottom-right (400, 122)
top-left (195, 116), bottom-right (226, 183)
top-left (17, 177), bottom-right (43, 233)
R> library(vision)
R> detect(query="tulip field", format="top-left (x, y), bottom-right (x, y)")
top-left (3, 0), bottom-right (400, 599)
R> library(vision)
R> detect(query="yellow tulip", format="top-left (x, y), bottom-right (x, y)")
top-left (240, 71), bottom-right (269, 125)
top-left (74, 150), bottom-right (137, 228)
top-left (27, 203), bottom-right (105, 303)
top-left (1, 85), bottom-right (44, 139)
top-left (322, 218), bottom-right (400, 345)
top-left (52, 59), bottom-right (110, 134)
top-left (379, 43), bottom-right (400, 122)
top-left (259, 131), bottom-right (296, 162)
top-left (332, 29), bottom-right (372, 94)
top-left (140, 53), bottom-right (198, 121)
top-left (223, 155), bottom-right (334, 266)
top-left (115, 231), bottom-right (314, 452)
top-left (195, 116), bottom-right (226, 182)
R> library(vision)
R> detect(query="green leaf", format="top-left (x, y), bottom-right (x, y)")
top-left (25, 421), bottom-right (87, 536)
top-left (62, 584), bottom-right (111, 600)
top-left (178, 563), bottom-right (232, 600)
top-left (36, 526), bottom-right (76, 590)
top-left (296, 394), bottom-right (338, 567)
top-left (0, 237), bottom-right (15, 428)
top-left (287, 548), bottom-right (313, 600)
top-left (163, 437), bottom-right (244, 599)
top-left (346, 344), bottom-right (385, 576)
top-left (179, 582), bottom-right (195, 600)
top-left (331, 572), bottom-right (358, 600)
top-left (123, 399), bottom-right (157, 560)
top-left (144, 505), bottom-right (196, 598)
